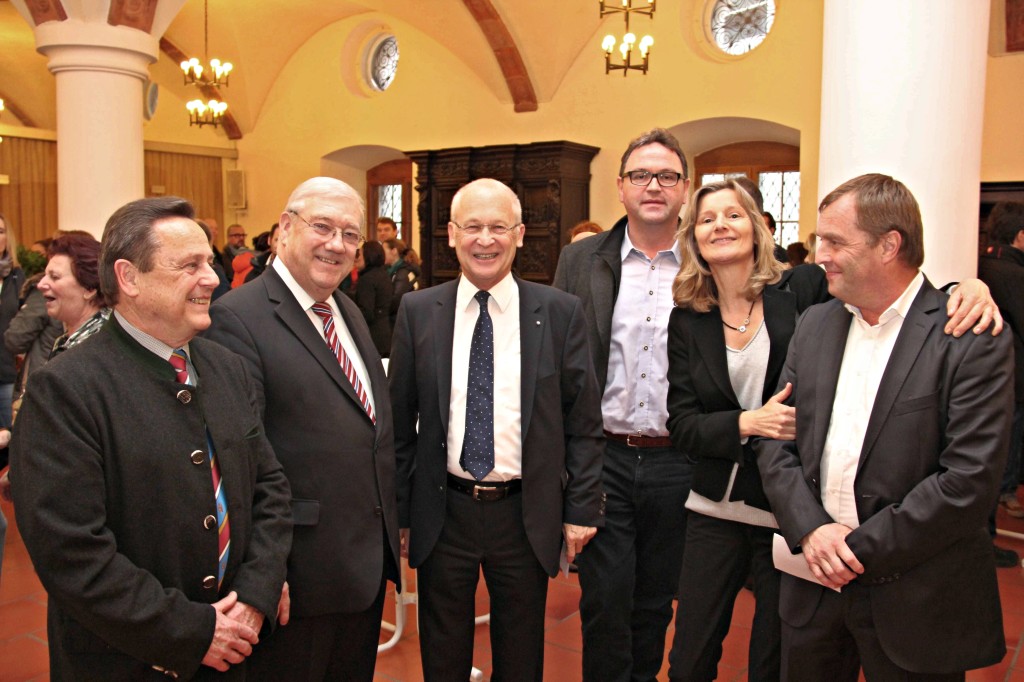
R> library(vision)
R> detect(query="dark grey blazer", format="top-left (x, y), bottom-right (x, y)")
top-left (757, 279), bottom-right (1012, 673)
top-left (12, 317), bottom-right (292, 680)
top-left (388, 276), bottom-right (605, 576)
top-left (552, 216), bottom-right (628, 390)
top-left (206, 266), bottom-right (400, 620)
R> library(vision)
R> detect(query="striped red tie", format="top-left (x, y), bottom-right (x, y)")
top-left (310, 303), bottom-right (376, 424)
top-left (170, 349), bottom-right (230, 588)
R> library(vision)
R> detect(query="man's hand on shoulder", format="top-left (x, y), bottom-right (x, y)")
top-left (800, 523), bottom-right (864, 590)
top-left (563, 523), bottom-right (598, 563)
top-left (945, 278), bottom-right (1004, 337)
top-left (201, 591), bottom-right (260, 672)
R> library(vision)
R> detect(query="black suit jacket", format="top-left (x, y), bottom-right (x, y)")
top-left (206, 266), bottom-right (400, 619)
top-left (388, 276), bottom-right (605, 576)
top-left (757, 279), bottom-right (1011, 673)
top-left (668, 285), bottom-right (798, 509)
top-left (12, 318), bottom-right (292, 680)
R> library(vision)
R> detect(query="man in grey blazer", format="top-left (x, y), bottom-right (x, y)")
top-left (389, 178), bottom-right (605, 680)
top-left (12, 196), bottom-right (292, 680)
top-left (758, 173), bottom-right (1011, 679)
top-left (206, 178), bottom-right (399, 681)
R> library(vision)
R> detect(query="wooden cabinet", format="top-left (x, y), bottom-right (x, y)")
top-left (406, 141), bottom-right (599, 286)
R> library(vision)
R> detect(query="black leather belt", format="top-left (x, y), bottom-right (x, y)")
top-left (447, 473), bottom-right (522, 501)
top-left (603, 430), bottom-right (674, 448)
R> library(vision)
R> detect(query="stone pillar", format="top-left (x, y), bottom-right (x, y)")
top-left (32, 20), bottom-right (157, 236)
top-left (818, 1), bottom-right (991, 283)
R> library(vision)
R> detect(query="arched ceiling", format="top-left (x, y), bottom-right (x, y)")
top-left (0, 0), bottom-right (616, 136)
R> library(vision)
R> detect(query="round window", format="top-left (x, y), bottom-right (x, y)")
top-left (366, 35), bottom-right (399, 92)
top-left (706, 0), bottom-right (776, 56)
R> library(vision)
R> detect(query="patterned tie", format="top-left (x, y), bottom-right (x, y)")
top-left (461, 290), bottom-right (494, 481)
top-left (170, 348), bottom-right (230, 589)
top-left (310, 302), bottom-right (376, 424)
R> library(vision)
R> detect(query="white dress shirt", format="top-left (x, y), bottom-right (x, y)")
top-left (447, 273), bottom-right (523, 482)
top-left (820, 271), bottom-right (924, 528)
top-left (272, 257), bottom-right (375, 415)
top-left (601, 226), bottom-right (680, 437)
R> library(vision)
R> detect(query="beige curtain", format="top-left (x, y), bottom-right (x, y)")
top-left (0, 142), bottom-right (223, 251)
top-left (0, 137), bottom-right (59, 251)
top-left (144, 150), bottom-right (224, 223)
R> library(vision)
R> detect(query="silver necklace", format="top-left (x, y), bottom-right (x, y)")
top-left (722, 297), bottom-right (757, 333)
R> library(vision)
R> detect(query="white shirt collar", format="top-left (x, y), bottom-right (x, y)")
top-left (273, 255), bottom-right (340, 314)
top-left (456, 271), bottom-right (517, 314)
top-left (844, 271), bottom-right (924, 325)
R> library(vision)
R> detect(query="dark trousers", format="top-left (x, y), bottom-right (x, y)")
top-left (668, 513), bottom-right (780, 682)
top-left (578, 440), bottom-right (692, 682)
top-left (782, 582), bottom-right (965, 682)
top-left (247, 580), bottom-right (386, 682)
top-left (418, 486), bottom-right (549, 682)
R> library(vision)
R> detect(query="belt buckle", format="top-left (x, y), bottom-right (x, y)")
top-left (626, 433), bottom-right (642, 447)
top-left (472, 484), bottom-right (498, 501)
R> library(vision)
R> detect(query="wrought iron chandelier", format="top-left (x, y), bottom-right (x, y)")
top-left (600, 0), bottom-right (655, 76)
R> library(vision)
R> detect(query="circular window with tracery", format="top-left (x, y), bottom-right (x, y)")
top-left (705, 0), bottom-right (776, 56)
top-left (366, 35), bottom-right (399, 92)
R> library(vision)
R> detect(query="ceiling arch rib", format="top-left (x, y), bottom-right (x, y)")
top-left (0, 89), bottom-right (37, 128)
top-left (159, 36), bottom-right (242, 140)
top-left (461, 0), bottom-right (537, 113)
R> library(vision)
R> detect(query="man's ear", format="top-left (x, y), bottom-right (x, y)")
top-left (113, 259), bottom-right (139, 298)
top-left (1012, 229), bottom-right (1024, 251)
top-left (879, 229), bottom-right (903, 263)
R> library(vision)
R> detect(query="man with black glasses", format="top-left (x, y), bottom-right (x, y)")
top-left (554, 128), bottom-right (693, 682)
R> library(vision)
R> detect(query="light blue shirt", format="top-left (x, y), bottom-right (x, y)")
top-left (600, 226), bottom-right (680, 437)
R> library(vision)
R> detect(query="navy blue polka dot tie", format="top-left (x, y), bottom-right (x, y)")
top-left (461, 290), bottom-right (494, 481)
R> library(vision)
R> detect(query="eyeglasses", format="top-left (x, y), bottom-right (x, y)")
top-left (623, 170), bottom-right (685, 188)
top-left (288, 210), bottom-right (363, 246)
top-left (451, 221), bottom-right (520, 237)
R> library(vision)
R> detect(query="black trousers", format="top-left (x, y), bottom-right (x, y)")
top-left (417, 486), bottom-right (549, 682)
top-left (247, 580), bottom-right (386, 682)
top-left (668, 512), bottom-right (780, 682)
top-left (782, 582), bottom-right (965, 682)
top-left (577, 440), bottom-right (692, 682)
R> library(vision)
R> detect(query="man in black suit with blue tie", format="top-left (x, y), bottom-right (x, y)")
top-left (388, 178), bottom-right (605, 681)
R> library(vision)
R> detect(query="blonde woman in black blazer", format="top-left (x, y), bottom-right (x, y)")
top-left (665, 180), bottom-right (828, 682)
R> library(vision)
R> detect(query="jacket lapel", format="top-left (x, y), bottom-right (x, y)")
top-left (264, 269), bottom-right (363, 414)
top-left (812, 303), bottom-right (852, 462)
top-left (433, 281), bottom-right (458, 436)
top-left (692, 310), bottom-right (737, 404)
top-left (858, 281), bottom-right (941, 467)
top-left (762, 286), bottom-right (796, 403)
top-left (518, 279), bottom-right (542, 441)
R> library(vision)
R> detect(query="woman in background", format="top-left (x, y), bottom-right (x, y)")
top-left (0, 213), bottom-right (25, 430)
top-left (352, 240), bottom-right (393, 357)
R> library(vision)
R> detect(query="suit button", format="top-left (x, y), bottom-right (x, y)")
top-left (374, 506), bottom-right (383, 517)
top-left (204, 514), bottom-right (217, 530)
top-left (202, 575), bottom-right (217, 590)
top-left (190, 450), bottom-right (206, 465)
top-left (176, 389), bottom-right (192, 404)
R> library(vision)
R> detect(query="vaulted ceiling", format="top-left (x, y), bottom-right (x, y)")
top-left (0, 0), bottom-right (619, 136)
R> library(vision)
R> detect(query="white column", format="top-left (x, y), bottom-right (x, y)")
top-left (818, 0), bottom-right (991, 283)
top-left (34, 20), bottom-right (158, 237)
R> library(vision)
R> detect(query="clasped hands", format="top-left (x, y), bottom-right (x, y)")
top-left (800, 523), bottom-right (864, 590)
top-left (201, 581), bottom-right (290, 672)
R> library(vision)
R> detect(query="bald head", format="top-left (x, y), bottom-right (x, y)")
top-left (451, 178), bottom-right (522, 225)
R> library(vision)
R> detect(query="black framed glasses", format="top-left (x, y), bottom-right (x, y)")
top-left (623, 170), bottom-right (684, 187)
top-left (451, 221), bottom-right (520, 237)
top-left (288, 210), bottom-right (363, 246)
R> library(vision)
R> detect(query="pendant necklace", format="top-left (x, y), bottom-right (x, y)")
top-left (722, 297), bottom-right (758, 334)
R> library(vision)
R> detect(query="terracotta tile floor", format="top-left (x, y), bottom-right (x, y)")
top-left (5, 495), bottom-right (1024, 681)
